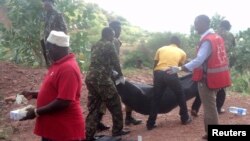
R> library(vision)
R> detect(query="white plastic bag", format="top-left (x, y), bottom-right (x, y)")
top-left (15, 94), bottom-right (28, 104)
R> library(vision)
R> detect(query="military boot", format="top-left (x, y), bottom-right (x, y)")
top-left (125, 112), bottom-right (142, 125)
top-left (97, 122), bottom-right (110, 132)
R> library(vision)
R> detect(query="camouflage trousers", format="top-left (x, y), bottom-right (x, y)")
top-left (85, 80), bottom-right (123, 139)
top-left (90, 92), bottom-right (130, 116)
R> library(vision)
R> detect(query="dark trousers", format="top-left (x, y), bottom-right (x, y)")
top-left (192, 88), bottom-right (226, 113)
top-left (147, 71), bottom-right (189, 126)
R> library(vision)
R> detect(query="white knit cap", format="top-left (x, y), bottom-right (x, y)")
top-left (47, 30), bottom-right (69, 47)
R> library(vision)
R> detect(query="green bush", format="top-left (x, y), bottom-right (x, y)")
top-left (0, 0), bottom-right (98, 69)
top-left (0, 0), bottom-right (43, 66)
top-left (123, 46), bottom-right (153, 68)
top-left (123, 32), bottom-right (196, 69)
top-left (234, 29), bottom-right (250, 72)
top-left (232, 77), bottom-right (248, 93)
top-left (230, 69), bottom-right (250, 94)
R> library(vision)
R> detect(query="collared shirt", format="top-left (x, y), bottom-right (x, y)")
top-left (35, 53), bottom-right (85, 140)
top-left (44, 9), bottom-right (67, 40)
top-left (154, 44), bottom-right (186, 71)
top-left (184, 29), bottom-right (214, 71)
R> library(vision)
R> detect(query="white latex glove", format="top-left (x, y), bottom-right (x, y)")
top-left (115, 76), bottom-right (126, 85)
top-left (10, 105), bottom-right (35, 120)
top-left (120, 76), bottom-right (125, 84)
top-left (166, 66), bottom-right (182, 74)
top-left (112, 70), bottom-right (119, 77)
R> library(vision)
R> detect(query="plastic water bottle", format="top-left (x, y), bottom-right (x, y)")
top-left (228, 106), bottom-right (247, 116)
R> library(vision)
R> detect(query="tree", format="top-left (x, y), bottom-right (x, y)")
top-left (0, 0), bottom-right (145, 69)
top-left (210, 13), bottom-right (225, 31)
top-left (234, 28), bottom-right (250, 72)
top-left (0, 0), bottom-right (43, 66)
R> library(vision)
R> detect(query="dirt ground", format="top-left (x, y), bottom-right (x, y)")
top-left (0, 61), bottom-right (250, 141)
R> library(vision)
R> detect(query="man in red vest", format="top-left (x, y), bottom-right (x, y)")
top-left (167, 15), bottom-right (231, 140)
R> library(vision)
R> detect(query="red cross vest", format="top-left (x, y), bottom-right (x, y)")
top-left (192, 33), bottom-right (231, 89)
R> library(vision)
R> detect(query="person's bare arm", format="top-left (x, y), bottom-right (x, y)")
top-left (21, 90), bottom-right (39, 100)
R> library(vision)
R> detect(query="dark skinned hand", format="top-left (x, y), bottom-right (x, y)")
top-left (19, 107), bottom-right (36, 121)
top-left (20, 91), bottom-right (33, 100)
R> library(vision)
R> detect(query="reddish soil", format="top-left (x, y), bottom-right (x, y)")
top-left (0, 61), bottom-right (249, 141)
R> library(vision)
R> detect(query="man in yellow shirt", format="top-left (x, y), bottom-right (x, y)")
top-left (146, 36), bottom-right (192, 130)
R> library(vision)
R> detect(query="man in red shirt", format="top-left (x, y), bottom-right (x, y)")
top-left (21, 30), bottom-right (85, 141)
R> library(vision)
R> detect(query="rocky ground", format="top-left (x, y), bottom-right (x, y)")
top-left (0, 61), bottom-right (249, 141)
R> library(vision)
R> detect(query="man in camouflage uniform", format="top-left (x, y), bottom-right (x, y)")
top-left (41, 0), bottom-right (67, 67)
top-left (218, 20), bottom-right (236, 67)
top-left (85, 27), bottom-right (130, 141)
top-left (110, 21), bottom-right (142, 126)
top-left (96, 21), bottom-right (142, 131)
top-left (216, 20), bottom-right (236, 114)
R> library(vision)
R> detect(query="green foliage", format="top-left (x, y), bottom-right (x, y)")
top-left (121, 24), bottom-right (145, 45)
top-left (56, 1), bottom-right (103, 69)
top-left (144, 32), bottom-right (172, 51)
top-left (123, 32), bottom-right (195, 69)
top-left (0, 0), bottom-right (145, 70)
top-left (234, 28), bottom-right (250, 72)
top-left (1, 2), bottom-right (250, 95)
top-left (123, 46), bottom-right (153, 68)
top-left (0, 0), bottom-right (43, 66)
top-left (0, 0), bottom-right (7, 5)
top-left (227, 29), bottom-right (250, 94)
top-left (230, 69), bottom-right (250, 94)
top-left (0, 0), bottom-right (106, 69)
top-left (210, 14), bottom-right (225, 31)
top-left (123, 32), bottom-right (172, 68)
top-left (188, 26), bottom-right (199, 58)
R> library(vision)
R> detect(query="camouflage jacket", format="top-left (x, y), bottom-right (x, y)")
top-left (114, 38), bottom-right (122, 55)
top-left (44, 9), bottom-right (67, 40)
top-left (218, 30), bottom-right (236, 53)
top-left (85, 39), bottom-right (123, 85)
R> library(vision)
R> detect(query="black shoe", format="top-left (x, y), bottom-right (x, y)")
top-left (112, 130), bottom-right (130, 137)
top-left (85, 137), bottom-right (96, 141)
top-left (191, 109), bottom-right (198, 117)
top-left (125, 117), bottom-right (142, 125)
top-left (146, 124), bottom-right (157, 130)
top-left (97, 122), bottom-right (110, 132)
top-left (181, 117), bottom-right (192, 125)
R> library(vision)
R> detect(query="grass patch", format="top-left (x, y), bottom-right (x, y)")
top-left (122, 68), bottom-right (152, 77)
